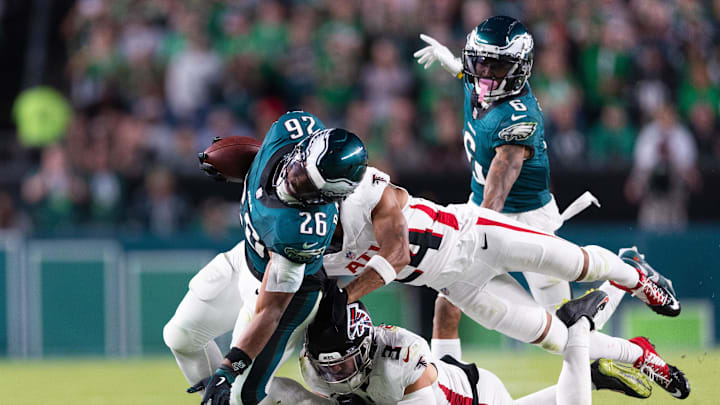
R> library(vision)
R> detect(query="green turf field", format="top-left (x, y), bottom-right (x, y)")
top-left (1, 349), bottom-right (717, 404)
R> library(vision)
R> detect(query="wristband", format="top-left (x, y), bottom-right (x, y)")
top-left (225, 347), bottom-right (252, 375)
top-left (366, 255), bottom-right (396, 285)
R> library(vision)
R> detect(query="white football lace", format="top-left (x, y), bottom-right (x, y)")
top-left (640, 352), bottom-right (671, 388)
top-left (642, 279), bottom-right (669, 306)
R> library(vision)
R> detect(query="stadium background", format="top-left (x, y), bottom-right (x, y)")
top-left (0, 0), bottom-right (718, 404)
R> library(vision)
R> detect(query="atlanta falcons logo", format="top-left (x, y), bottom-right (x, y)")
top-left (347, 303), bottom-right (373, 340)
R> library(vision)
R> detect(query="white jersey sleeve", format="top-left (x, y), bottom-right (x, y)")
top-left (364, 325), bottom-right (432, 404)
top-left (344, 166), bottom-right (391, 211)
top-left (323, 167), bottom-right (391, 278)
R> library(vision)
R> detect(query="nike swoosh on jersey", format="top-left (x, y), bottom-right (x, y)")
top-left (403, 349), bottom-right (410, 362)
top-left (481, 233), bottom-right (488, 250)
top-left (511, 114), bottom-right (527, 121)
top-left (302, 242), bottom-right (319, 249)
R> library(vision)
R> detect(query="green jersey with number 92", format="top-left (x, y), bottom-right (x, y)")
top-left (241, 111), bottom-right (338, 281)
top-left (463, 83), bottom-right (551, 213)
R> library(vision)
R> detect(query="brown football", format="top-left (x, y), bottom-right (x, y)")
top-left (200, 136), bottom-right (262, 181)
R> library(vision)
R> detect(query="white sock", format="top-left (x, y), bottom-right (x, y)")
top-left (589, 332), bottom-right (643, 363)
top-left (593, 281), bottom-right (625, 330)
top-left (584, 245), bottom-right (640, 287)
top-left (557, 318), bottom-right (591, 405)
top-left (431, 338), bottom-right (462, 360)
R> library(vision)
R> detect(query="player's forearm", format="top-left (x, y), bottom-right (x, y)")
top-left (229, 304), bottom-right (286, 359)
top-left (376, 221), bottom-right (410, 272)
top-left (481, 169), bottom-right (514, 212)
top-left (482, 156), bottom-right (522, 212)
top-left (345, 268), bottom-right (385, 303)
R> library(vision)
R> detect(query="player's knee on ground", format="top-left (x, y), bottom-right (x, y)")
top-left (433, 296), bottom-right (462, 338)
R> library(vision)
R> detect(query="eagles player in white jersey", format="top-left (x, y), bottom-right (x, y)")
top-left (320, 166), bottom-right (689, 399)
top-left (266, 291), bottom-right (647, 405)
top-left (413, 15), bottom-right (626, 363)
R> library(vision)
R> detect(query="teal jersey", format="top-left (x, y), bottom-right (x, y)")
top-left (241, 111), bottom-right (338, 280)
top-left (463, 83), bottom-right (551, 213)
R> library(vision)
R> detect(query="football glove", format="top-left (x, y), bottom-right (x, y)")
top-left (200, 365), bottom-right (235, 405)
top-left (320, 278), bottom-right (349, 326)
top-left (413, 34), bottom-right (463, 78)
top-left (186, 377), bottom-right (209, 394)
top-left (198, 137), bottom-right (227, 182)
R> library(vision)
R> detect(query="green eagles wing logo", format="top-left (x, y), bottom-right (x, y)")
top-left (498, 122), bottom-right (537, 142)
top-left (284, 245), bottom-right (326, 263)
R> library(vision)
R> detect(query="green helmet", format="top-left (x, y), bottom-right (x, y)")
top-left (276, 128), bottom-right (368, 206)
top-left (463, 16), bottom-right (534, 107)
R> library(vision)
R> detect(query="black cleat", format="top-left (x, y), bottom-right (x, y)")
top-left (556, 289), bottom-right (609, 330)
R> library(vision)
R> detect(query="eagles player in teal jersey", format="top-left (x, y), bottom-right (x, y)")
top-left (415, 16), bottom-right (625, 362)
top-left (163, 111), bottom-right (367, 405)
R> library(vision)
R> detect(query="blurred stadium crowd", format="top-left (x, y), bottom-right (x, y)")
top-left (2, 0), bottom-right (719, 235)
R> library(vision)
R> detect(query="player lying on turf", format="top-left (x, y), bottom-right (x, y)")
top-left (263, 291), bottom-right (650, 405)
top-left (320, 166), bottom-right (689, 399)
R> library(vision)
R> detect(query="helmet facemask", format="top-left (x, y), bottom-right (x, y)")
top-left (274, 128), bottom-right (366, 207)
top-left (462, 24), bottom-right (534, 110)
top-left (305, 301), bottom-right (376, 394)
top-left (308, 332), bottom-right (374, 393)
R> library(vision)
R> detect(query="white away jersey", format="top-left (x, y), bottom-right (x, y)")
top-left (323, 167), bottom-right (485, 288)
top-left (300, 325), bottom-right (482, 405)
top-left (300, 325), bottom-right (431, 405)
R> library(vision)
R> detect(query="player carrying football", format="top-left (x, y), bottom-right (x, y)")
top-left (163, 111), bottom-right (368, 405)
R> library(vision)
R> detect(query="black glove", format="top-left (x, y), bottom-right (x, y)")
top-left (186, 377), bottom-right (210, 394)
top-left (198, 152), bottom-right (227, 182)
top-left (200, 365), bottom-right (234, 405)
top-left (320, 278), bottom-right (349, 326)
top-left (333, 393), bottom-right (367, 405)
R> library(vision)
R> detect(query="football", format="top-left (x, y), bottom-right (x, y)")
top-left (199, 136), bottom-right (262, 181)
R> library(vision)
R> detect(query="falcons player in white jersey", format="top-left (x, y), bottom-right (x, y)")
top-left (319, 167), bottom-right (689, 399)
top-left (267, 291), bottom-right (641, 405)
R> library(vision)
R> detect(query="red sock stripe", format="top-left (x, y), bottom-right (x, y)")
top-left (438, 383), bottom-right (474, 405)
top-left (409, 204), bottom-right (459, 230)
top-left (475, 217), bottom-right (555, 238)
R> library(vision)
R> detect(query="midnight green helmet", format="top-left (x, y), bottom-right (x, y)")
top-left (276, 128), bottom-right (368, 206)
top-left (463, 16), bottom-right (534, 107)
